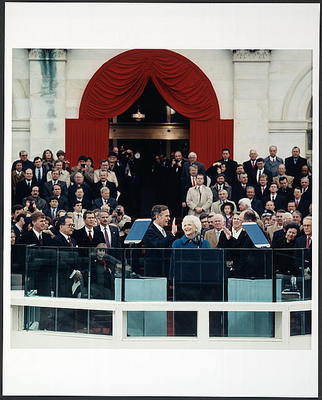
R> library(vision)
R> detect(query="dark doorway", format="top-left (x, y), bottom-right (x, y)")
top-left (109, 79), bottom-right (189, 217)
top-left (115, 139), bottom-right (188, 217)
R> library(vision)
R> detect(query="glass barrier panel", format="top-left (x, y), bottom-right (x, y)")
top-left (122, 248), bottom-right (171, 302)
top-left (223, 248), bottom-right (273, 337)
top-left (19, 246), bottom-right (312, 308)
top-left (171, 248), bottom-right (225, 302)
top-left (209, 311), bottom-right (274, 337)
top-left (122, 248), bottom-right (170, 335)
top-left (274, 249), bottom-right (311, 302)
top-left (25, 246), bottom-right (58, 297)
top-left (290, 311), bottom-right (311, 336)
top-left (127, 311), bottom-right (197, 337)
top-left (57, 247), bottom-right (90, 299)
top-left (24, 307), bottom-right (112, 335)
top-left (89, 247), bottom-right (120, 300)
top-left (11, 244), bottom-right (26, 290)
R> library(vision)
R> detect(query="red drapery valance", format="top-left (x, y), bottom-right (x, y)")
top-left (66, 49), bottom-right (233, 167)
top-left (79, 49), bottom-right (220, 121)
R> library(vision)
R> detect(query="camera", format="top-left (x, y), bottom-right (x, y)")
top-left (116, 207), bottom-right (123, 216)
top-left (80, 163), bottom-right (86, 168)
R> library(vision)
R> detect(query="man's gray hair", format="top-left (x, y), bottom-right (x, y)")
top-left (100, 187), bottom-right (110, 194)
top-left (238, 198), bottom-right (251, 209)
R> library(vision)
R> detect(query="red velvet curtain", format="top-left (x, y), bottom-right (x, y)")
top-left (65, 119), bottom-right (108, 167)
top-left (190, 118), bottom-right (234, 168)
top-left (66, 49), bottom-right (233, 168)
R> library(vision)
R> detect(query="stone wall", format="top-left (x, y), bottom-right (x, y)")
top-left (12, 48), bottom-right (312, 165)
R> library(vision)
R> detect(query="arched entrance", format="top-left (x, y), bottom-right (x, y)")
top-left (66, 49), bottom-right (233, 168)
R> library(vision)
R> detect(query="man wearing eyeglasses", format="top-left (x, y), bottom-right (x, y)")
top-left (11, 150), bottom-right (34, 172)
top-left (51, 216), bottom-right (77, 247)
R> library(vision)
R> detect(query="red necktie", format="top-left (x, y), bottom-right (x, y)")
top-left (305, 237), bottom-right (311, 248)
top-left (295, 200), bottom-right (299, 209)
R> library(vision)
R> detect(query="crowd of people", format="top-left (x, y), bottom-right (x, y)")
top-left (11, 145), bottom-right (312, 253)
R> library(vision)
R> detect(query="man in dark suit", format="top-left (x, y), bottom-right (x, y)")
top-left (70, 187), bottom-right (92, 211)
top-left (300, 177), bottom-right (312, 203)
top-left (143, 205), bottom-right (177, 248)
top-left (92, 170), bottom-right (117, 199)
top-left (277, 177), bottom-right (293, 203)
top-left (249, 158), bottom-right (273, 186)
top-left (12, 161), bottom-right (25, 201)
top-left (17, 211), bottom-right (53, 245)
top-left (51, 184), bottom-right (70, 211)
top-left (12, 213), bottom-right (26, 240)
top-left (51, 215), bottom-right (86, 329)
top-left (292, 164), bottom-right (312, 188)
top-left (142, 205), bottom-right (178, 277)
top-left (294, 215), bottom-right (312, 304)
top-left (43, 196), bottom-right (62, 220)
top-left (168, 151), bottom-right (186, 217)
top-left (68, 172), bottom-right (92, 203)
top-left (43, 169), bottom-right (68, 200)
top-left (291, 187), bottom-right (310, 218)
top-left (255, 174), bottom-right (270, 201)
top-left (33, 156), bottom-right (47, 193)
top-left (16, 212), bottom-right (55, 316)
top-left (51, 215), bottom-right (77, 247)
top-left (23, 185), bottom-right (47, 211)
top-left (94, 210), bottom-right (120, 248)
top-left (211, 174), bottom-right (232, 201)
top-left (243, 149), bottom-right (258, 176)
top-left (294, 216), bottom-right (312, 248)
top-left (11, 150), bottom-right (34, 171)
top-left (181, 152), bottom-right (206, 180)
top-left (14, 168), bottom-right (36, 204)
top-left (72, 210), bottom-right (102, 247)
top-left (262, 182), bottom-right (286, 211)
top-left (232, 173), bottom-right (249, 204)
top-left (92, 187), bottom-right (117, 212)
top-left (245, 186), bottom-right (264, 216)
top-left (215, 148), bottom-right (238, 178)
top-left (284, 146), bottom-right (308, 178)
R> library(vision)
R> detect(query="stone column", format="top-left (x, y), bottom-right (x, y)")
top-left (233, 50), bottom-right (271, 162)
top-left (12, 49), bottom-right (30, 161)
top-left (29, 49), bottom-right (67, 158)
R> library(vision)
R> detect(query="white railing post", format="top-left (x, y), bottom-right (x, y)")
top-left (11, 305), bottom-right (24, 331)
top-left (282, 307), bottom-right (291, 344)
top-left (197, 309), bottom-right (209, 342)
top-left (112, 308), bottom-right (127, 344)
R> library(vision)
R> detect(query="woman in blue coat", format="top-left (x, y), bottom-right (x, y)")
top-left (172, 215), bottom-right (211, 249)
top-left (171, 215), bottom-right (211, 336)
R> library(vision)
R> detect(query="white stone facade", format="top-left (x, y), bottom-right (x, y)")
top-left (12, 49), bottom-right (312, 165)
